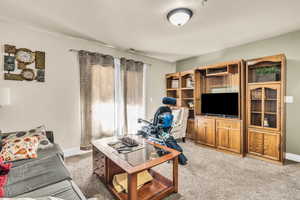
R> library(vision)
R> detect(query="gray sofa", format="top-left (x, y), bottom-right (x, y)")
top-left (2, 131), bottom-right (87, 200)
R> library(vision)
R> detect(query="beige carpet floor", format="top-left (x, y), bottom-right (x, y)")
top-left (65, 140), bottom-right (300, 200)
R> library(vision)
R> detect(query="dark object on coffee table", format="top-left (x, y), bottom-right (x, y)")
top-left (119, 137), bottom-right (139, 147)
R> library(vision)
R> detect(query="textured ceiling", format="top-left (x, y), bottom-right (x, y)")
top-left (0, 0), bottom-right (300, 62)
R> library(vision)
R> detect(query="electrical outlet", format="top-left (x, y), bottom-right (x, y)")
top-left (285, 96), bottom-right (294, 103)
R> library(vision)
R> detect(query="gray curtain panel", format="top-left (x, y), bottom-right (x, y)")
top-left (120, 58), bottom-right (145, 135)
top-left (78, 51), bottom-right (115, 150)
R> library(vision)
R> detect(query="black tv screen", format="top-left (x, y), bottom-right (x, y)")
top-left (201, 93), bottom-right (238, 116)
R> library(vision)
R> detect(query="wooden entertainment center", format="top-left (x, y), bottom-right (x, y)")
top-left (166, 54), bottom-right (286, 164)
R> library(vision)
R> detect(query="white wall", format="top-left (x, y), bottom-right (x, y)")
top-left (0, 21), bottom-right (175, 150)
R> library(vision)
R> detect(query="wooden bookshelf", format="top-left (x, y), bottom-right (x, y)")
top-left (167, 53), bottom-right (286, 164)
top-left (165, 70), bottom-right (195, 138)
top-left (246, 54), bottom-right (286, 164)
top-left (166, 72), bottom-right (181, 107)
top-left (193, 60), bottom-right (245, 155)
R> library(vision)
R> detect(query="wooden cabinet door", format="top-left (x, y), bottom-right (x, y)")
top-left (216, 127), bottom-right (229, 149)
top-left (248, 129), bottom-right (280, 160)
top-left (186, 119), bottom-right (195, 139)
top-left (205, 118), bottom-right (216, 147)
top-left (263, 132), bottom-right (280, 160)
top-left (216, 119), bottom-right (241, 153)
top-left (248, 86), bottom-right (263, 128)
top-left (195, 117), bottom-right (215, 146)
top-left (195, 117), bottom-right (206, 144)
top-left (264, 84), bottom-right (281, 131)
top-left (228, 129), bottom-right (241, 153)
top-left (248, 84), bottom-right (281, 131)
top-left (248, 130), bottom-right (264, 155)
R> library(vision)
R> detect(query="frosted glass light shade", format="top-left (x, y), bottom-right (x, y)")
top-left (0, 88), bottom-right (10, 106)
top-left (167, 8), bottom-right (193, 26)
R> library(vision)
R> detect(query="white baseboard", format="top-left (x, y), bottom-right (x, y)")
top-left (286, 153), bottom-right (300, 162)
top-left (63, 147), bottom-right (91, 158)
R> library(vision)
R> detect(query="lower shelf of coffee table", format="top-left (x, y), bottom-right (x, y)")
top-left (108, 170), bottom-right (175, 200)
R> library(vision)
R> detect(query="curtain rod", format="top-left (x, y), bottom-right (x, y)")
top-left (69, 49), bottom-right (152, 66)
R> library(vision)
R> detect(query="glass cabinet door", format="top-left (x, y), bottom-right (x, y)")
top-left (248, 84), bottom-right (280, 130)
top-left (249, 87), bottom-right (263, 127)
top-left (263, 86), bottom-right (280, 130)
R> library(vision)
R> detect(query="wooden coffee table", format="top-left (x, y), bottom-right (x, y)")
top-left (92, 136), bottom-right (180, 200)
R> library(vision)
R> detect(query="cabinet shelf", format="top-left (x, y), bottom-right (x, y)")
top-left (248, 81), bottom-right (281, 85)
top-left (181, 87), bottom-right (194, 90)
top-left (107, 169), bottom-right (174, 200)
top-left (265, 112), bottom-right (276, 115)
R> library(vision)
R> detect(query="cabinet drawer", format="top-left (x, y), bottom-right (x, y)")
top-left (216, 119), bottom-right (241, 129)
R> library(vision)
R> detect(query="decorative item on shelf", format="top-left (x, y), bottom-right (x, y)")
top-left (263, 118), bottom-right (269, 127)
top-left (186, 76), bottom-right (194, 88)
top-left (171, 79), bottom-right (179, 88)
top-left (253, 65), bottom-right (280, 82)
top-left (187, 101), bottom-right (194, 108)
top-left (3, 44), bottom-right (46, 82)
top-left (252, 89), bottom-right (262, 100)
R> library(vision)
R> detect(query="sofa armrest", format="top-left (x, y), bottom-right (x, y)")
top-left (46, 131), bottom-right (54, 143)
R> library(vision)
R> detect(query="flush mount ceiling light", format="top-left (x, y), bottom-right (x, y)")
top-left (167, 8), bottom-right (193, 27)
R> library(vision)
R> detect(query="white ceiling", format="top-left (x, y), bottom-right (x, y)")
top-left (0, 0), bottom-right (300, 62)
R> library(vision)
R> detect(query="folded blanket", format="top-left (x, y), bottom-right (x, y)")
top-left (0, 157), bottom-right (12, 197)
top-left (113, 170), bottom-right (153, 193)
top-left (4, 154), bottom-right (71, 197)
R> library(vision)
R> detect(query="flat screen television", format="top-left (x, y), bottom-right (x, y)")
top-left (201, 93), bottom-right (238, 116)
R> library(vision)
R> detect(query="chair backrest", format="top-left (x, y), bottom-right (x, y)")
top-left (172, 107), bottom-right (189, 126)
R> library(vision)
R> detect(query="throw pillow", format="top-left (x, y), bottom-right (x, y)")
top-left (27, 126), bottom-right (53, 150)
top-left (0, 136), bottom-right (39, 162)
top-left (2, 126), bottom-right (53, 150)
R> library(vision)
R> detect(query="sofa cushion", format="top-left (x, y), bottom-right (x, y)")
top-left (0, 136), bottom-right (39, 162)
top-left (4, 154), bottom-right (71, 197)
top-left (16, 180), bottom-right (87, 200)
top-left (11, 143), bottom-right (64, 168)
